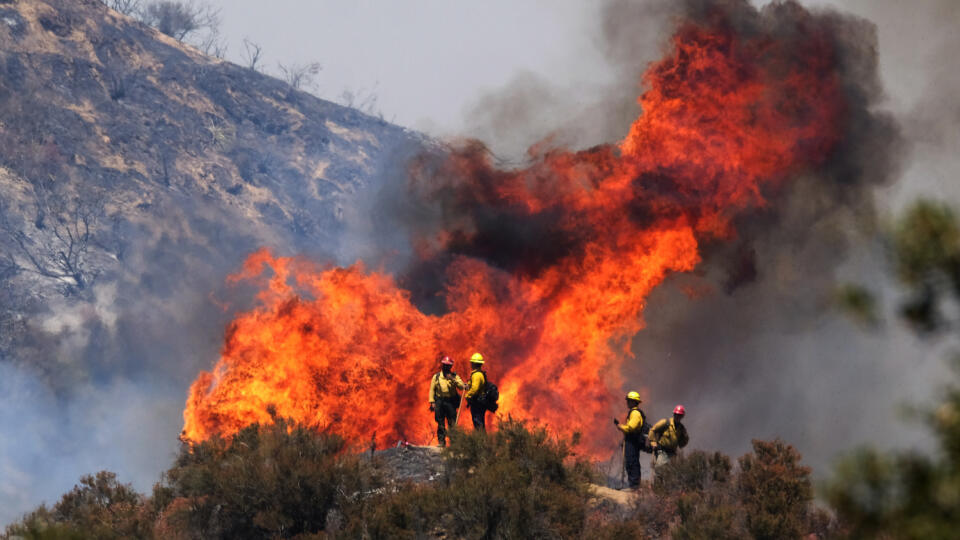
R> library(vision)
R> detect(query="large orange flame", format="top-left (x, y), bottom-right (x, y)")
top-left (183, 14), bottom-right (845, 456)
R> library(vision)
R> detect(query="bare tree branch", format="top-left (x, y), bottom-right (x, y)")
top-left (241, 38), bottom-right (263, 71)
top-left (339, 84), bottom-right (383, 117)
top-left (277, 62), bottom-right (321, 92)
top-left (0, 185), bottom-right (121, 295)
top-left (199, 26), bottom-right (227, 59)
top-left (100, 0), bottom-right (142, 16)
top-left (140, 1), bottom-right (220, 43)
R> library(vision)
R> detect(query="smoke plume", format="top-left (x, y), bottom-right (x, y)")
top-left (181, 0), bottom-right (919, 469)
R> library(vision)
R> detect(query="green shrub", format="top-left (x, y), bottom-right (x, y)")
top-left (342, 419), bottom-right (596, 539)
top-left (652, 450), bottom-right (732, 496)
top-left (4, 471), bottom-right (148, 539)
top-left (153, 416), bottom-right (382, 539)
top-left (738, 440), bottom-right (813, 540)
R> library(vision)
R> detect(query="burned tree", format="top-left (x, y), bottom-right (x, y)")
top-left (140, 1), bottom-right (220, 43)
top-left (99, 0), bottom-right (142, 16)
top-left (277, 62), bottom-right (321, 91)
top-left (0, 184), bottom-right (121, 295)
top-left (241, 38), bottom-right (263, 71)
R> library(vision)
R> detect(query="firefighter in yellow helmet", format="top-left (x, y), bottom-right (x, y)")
top-left (463, 352), bottom-right (487, 431)
top-left (649, 404), bottom-right (689, 468)
top-left (428, 355), bottom-right (465, 446)
top-left (613, 391), bottom-right (648, 488)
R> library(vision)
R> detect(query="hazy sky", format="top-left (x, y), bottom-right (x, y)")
top-left (207, 0), bottom-right (609, 135)
top-left (206, 0), bottom-right (959, 202)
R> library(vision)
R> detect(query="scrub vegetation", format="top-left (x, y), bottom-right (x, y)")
top-left (3, 419), bottom-right (829, 540)
top-left (10, 201), bottom-right (960, 539)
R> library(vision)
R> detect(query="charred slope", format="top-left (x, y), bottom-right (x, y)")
top-left (0, 0), bottom-right (421, 380)
top-left (0, 0), bottom-right (423, 523)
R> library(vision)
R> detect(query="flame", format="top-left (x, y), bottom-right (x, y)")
top-left (183, 13), bottom-right (845, 456)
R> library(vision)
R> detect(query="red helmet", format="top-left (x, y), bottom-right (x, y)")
top-left (673, 405), bottom-right (686, 416)
top-left (440, 356), bottom-right (454, 366)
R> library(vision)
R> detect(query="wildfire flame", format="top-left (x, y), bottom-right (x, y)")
top-left (183, 10), bottom-right (845, 456)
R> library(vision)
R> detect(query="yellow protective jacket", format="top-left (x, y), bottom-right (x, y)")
top-left (618, 407), bottom-right (644, 436)
top-left (464, 368), bottom-right (486, 401)
top-left (429, 372), bottom-right (465, 403)
top-left (648, 418), bottom-right (689, 452)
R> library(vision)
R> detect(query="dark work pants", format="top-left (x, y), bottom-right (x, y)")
top-left (434, 397), bottom-right (458, 445)
top-left (469, 401), bottom-right (486, 432)
top-left (624, 436), bottom-right (642, 488)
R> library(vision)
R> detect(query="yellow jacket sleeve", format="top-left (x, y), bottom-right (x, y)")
top-left (618, 409), bottom-right (643, 434)
top-left (454, 374), bottom-right (466, 390)
top-left (649, 418), bottom-right (669, 442)
top-left (428, 374), bottom-right (438, 403)
top-left (464, 371), bottom-right (485, 399)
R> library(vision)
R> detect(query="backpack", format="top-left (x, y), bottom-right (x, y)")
top-left (634, 408), bottom-right (654, 453)
top-left (476, 370), bottom-right (499, 412)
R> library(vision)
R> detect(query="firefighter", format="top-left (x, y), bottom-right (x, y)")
top-left (649, 404), bottom-right (689, 468)
top-left (613, 391), bottom-right (647, 489)
top-left (428, 356), bottom-right (465, 446)
top-left (463, 352), bottom-right (487, 431)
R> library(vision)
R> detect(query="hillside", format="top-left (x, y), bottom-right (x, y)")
top-left (0, 0), bottom-right (423, 521)
top-left (0, 0), bottom-right (937, 533)
top-left (0, 0), bottom-right (421, 378)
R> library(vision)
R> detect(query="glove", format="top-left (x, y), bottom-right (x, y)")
top-left (612, 417), bottom-right (619, 426)
top-left (429, 403), bottom-right (435, 412)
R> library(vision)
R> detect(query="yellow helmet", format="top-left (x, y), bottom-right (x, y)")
top-left (470, 352), bottom-right (485, 364)
top-left (626, 391), bottom-right (641, 402)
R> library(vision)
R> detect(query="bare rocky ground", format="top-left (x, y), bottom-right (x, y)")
top-left (372, 444), bottom-right (447, 484)
top-left (372, 444), bottom-right (637, 511)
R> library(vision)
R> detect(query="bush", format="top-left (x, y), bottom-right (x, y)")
top-left (139, 1), bottom-right (218, 43)
top-left (153, 416), bottom-right (381, 539)
top-left (4, 471), bottom-right (148, 539)
top-left (652, 450), bottom-right (732, 496)
top-left (737, 439), bottom-right (813, 540)
top-left (341, 419), bottom-right (596, 539)
top-left (826, 359), bottom-right (960, 539)
top-left (648, 451), bottom-right (745, 539)
top-left (4, 421), bottom-right (841, 538)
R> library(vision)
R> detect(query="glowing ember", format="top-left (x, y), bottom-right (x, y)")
top-left (183, 11), bottom-right (845, 456)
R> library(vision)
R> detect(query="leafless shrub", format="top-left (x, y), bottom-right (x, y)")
top-left (241, 38), bottom-right (262, 71)
top-left (0, 183), bottom-right (122, 295)
top-left (100, 0), bottom-right (142, 16)
top-left (277, 61), bottom-right (321, 91)
top-left (106, 67), bottom-right (141, 101)
top-left (140, 1), bottom-right (220, 43)
top-left (198, 26), bottom-right (227, 59)
top-left (339, 85), bottom-right (384, 118)
top-left (339, 87), bottom-right (376, 113)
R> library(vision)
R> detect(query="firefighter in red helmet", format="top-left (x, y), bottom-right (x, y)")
top-left (428, 355), bottom-right (465, 446)
top-left (649, 404), bottom-right (689, 468)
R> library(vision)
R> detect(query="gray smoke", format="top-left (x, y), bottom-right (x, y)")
top-left (452, 0), bottom-right (953, 474)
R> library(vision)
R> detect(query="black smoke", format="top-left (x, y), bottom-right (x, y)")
top-left (368, 0), bottom-right (920, 471)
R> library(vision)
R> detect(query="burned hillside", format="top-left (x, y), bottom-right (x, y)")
top-left (0, 0), bottom-right (422, 522)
